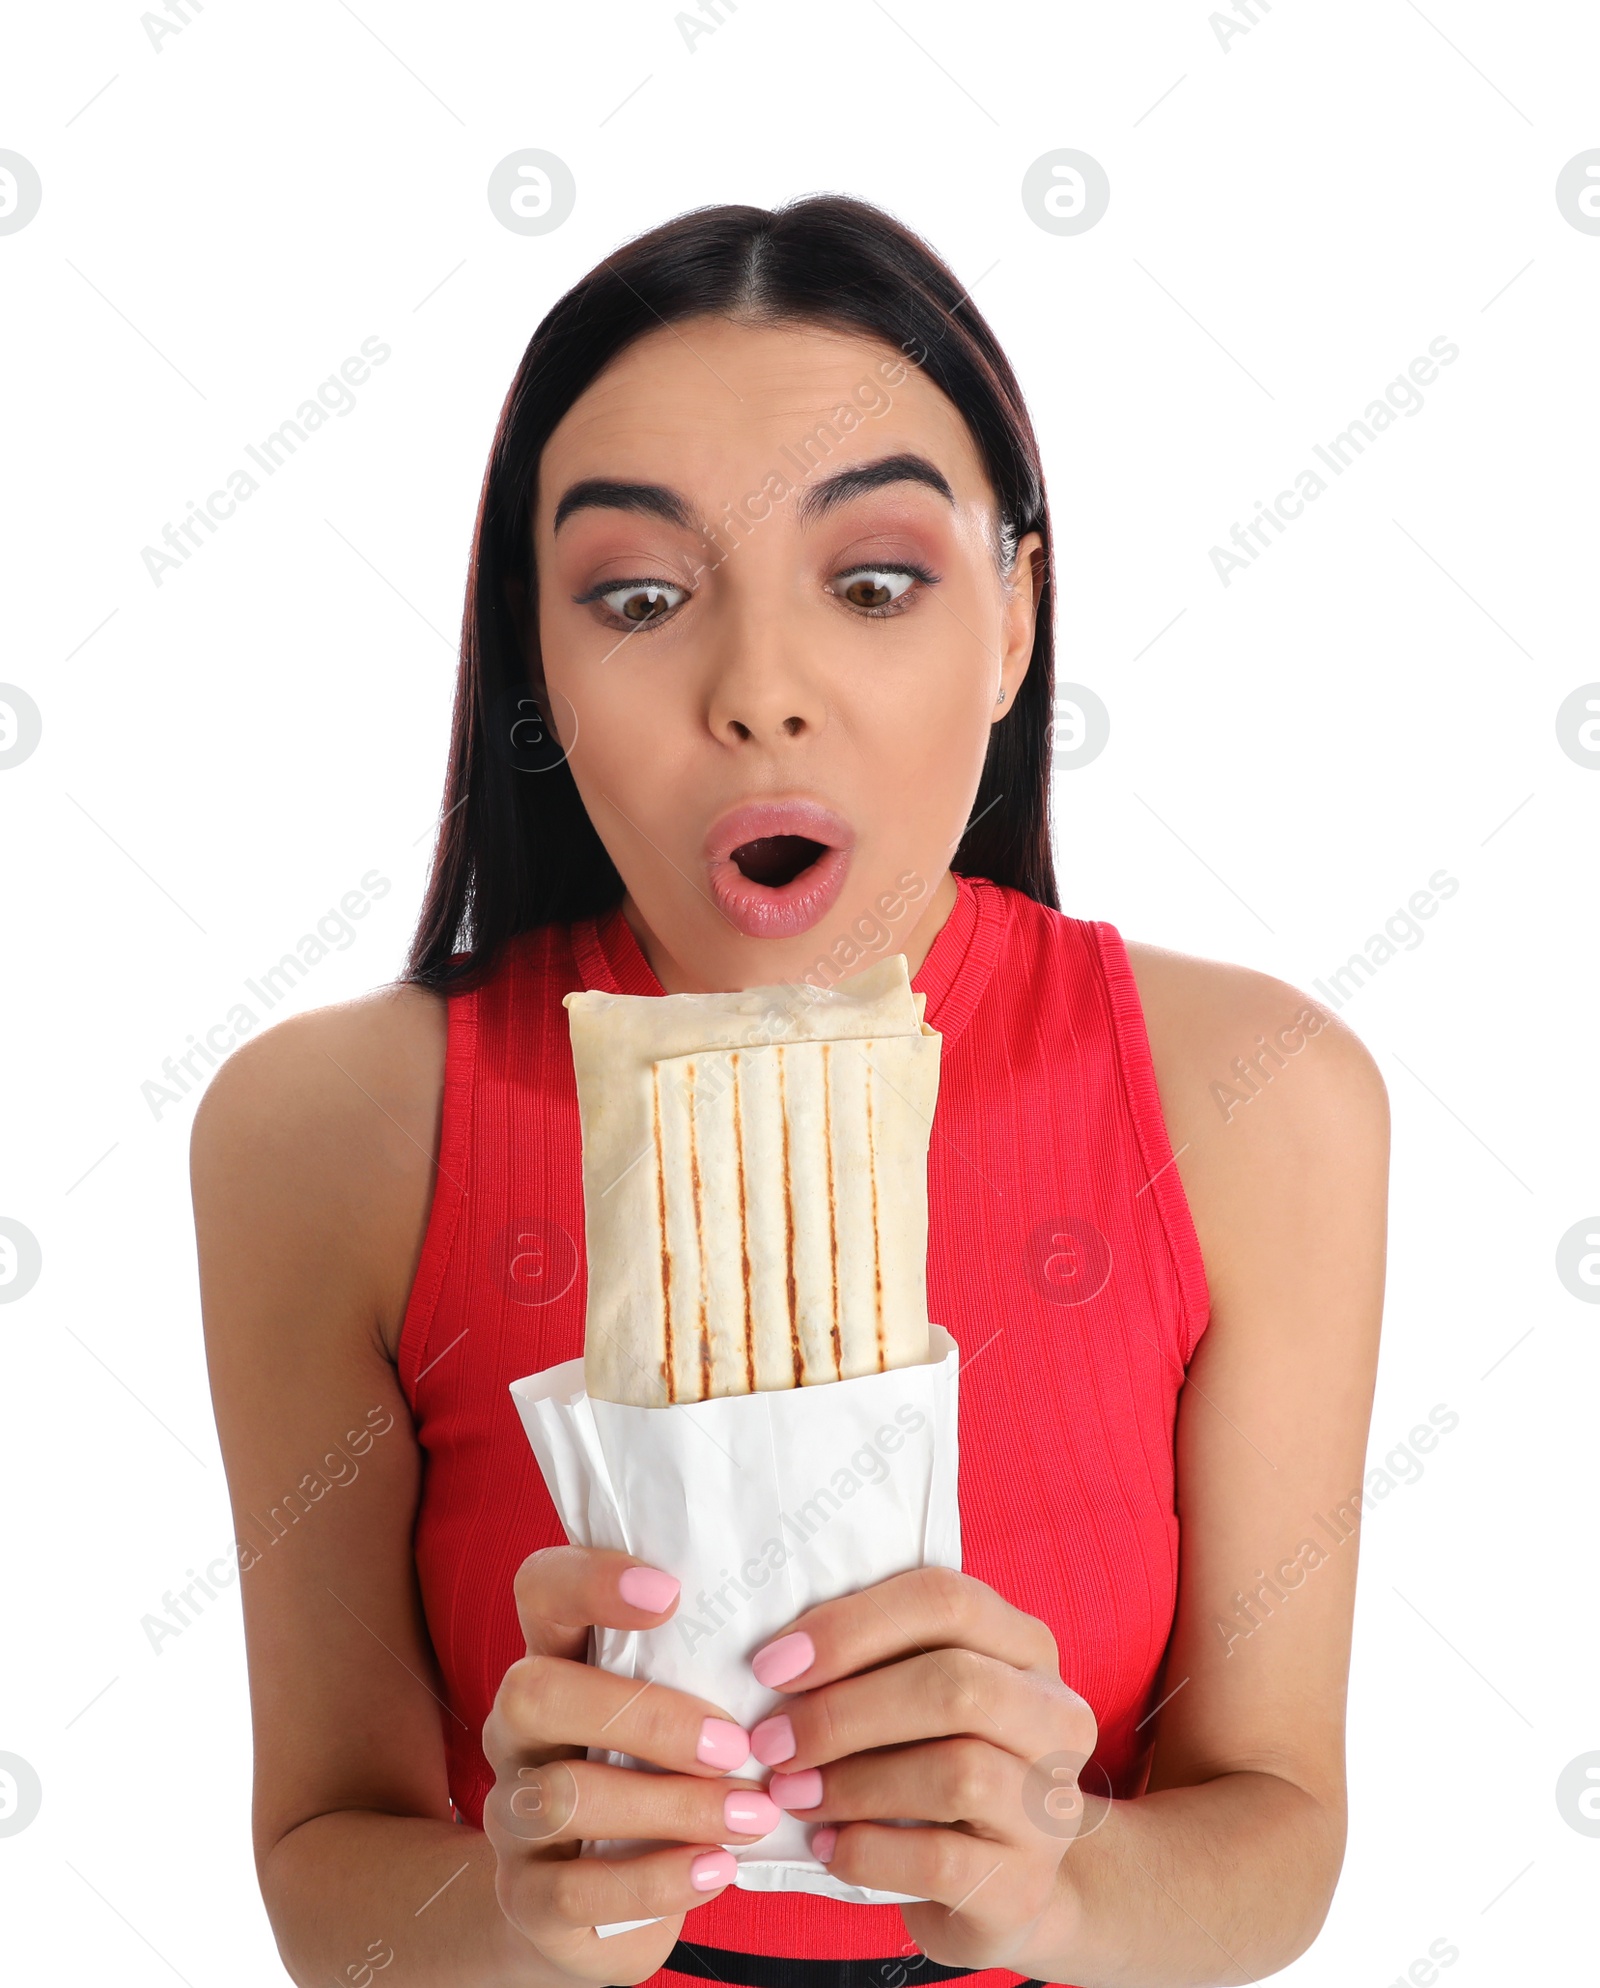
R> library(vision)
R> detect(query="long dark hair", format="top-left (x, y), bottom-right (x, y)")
top-left (404, 193), bottom-right (1059, 994)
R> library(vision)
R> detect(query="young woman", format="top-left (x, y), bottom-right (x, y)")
top-left (192, 196), bottom-right (1388, 1988)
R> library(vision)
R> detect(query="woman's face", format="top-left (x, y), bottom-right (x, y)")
top-left (526, 313), bottom-right (1043, 994)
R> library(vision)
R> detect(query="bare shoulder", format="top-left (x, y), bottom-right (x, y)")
top-left (189, 979), bottom-right (448, 1365)
top-left (1119, 939), bottom-right (1389, 1291)
top-left (1121, 938), bottom-right (1387, 1096)
top-left (1121, 937), bottom-right (1389, 1146)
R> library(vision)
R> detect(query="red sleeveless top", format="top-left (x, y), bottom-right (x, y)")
top-left (397, 873), bottom-right (1210, 1982)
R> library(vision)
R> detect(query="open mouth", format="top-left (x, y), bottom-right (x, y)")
top-left (704, 799), bottom-right (855, 939)
top-left (729, 834), bottom-right (830, 888)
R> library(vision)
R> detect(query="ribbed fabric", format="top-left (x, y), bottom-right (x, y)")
top-left (397, 873), bottom-right (1210, 1986)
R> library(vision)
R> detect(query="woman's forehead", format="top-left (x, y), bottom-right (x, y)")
top-left (536, 315), bottom-right (985, 518)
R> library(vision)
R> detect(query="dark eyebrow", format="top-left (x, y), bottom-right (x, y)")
top-left (552, 478), bottom-right (695, 535)
top-left (550, 452), bottom-right (955, 536)
top-left (793, 452), bottom-right (955, 525)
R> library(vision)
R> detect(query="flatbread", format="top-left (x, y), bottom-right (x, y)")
top-left (565, 955), bottom-right (941, 1406)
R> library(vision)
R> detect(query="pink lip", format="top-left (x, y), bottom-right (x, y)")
top-left (703, 797), bottom-right (855, 940)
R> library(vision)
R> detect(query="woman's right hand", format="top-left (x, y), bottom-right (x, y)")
top-left (483, 1544), bottom-right (781, 1983)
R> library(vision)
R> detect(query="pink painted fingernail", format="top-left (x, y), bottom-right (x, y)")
top-left (811, 1826), bottom-right (838, 1863)
top-left (619, 1564), bottom-right (680, 1612)
top-left (723, 1789), bottom-right (782, 1836)
top-left (689, 1848), bottom-right (737, 1891)
top-left (751, 1630), bottom-right (815, 1688)
top-left (696, 1717), bottom-right (750, 1770)
top-left (768, 1767), bottom-right (823, 1810)
top-left (749, 1712), bottom-right (795, 1765)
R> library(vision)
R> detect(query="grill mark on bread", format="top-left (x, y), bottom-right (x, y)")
top-left (778, 1048), bottom-right (802, 1388)
top-left (731, 1052), bottom-right (754, 1395)
top-left (866, 1060), bottom-right (884, 1370)
top-left (686, 1060), bottom-right (710, 1403)
top-left (823, 1042), bottom-right (840, 1379)
top-left (651, 1064), bottom-right (676, 1403)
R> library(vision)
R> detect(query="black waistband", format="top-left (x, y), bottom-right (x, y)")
top-left (649, 1942), bottom-right (1045, 1988)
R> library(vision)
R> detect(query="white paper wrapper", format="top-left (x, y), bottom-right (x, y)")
top-left (508, 1325), bottom-right (961, 1938)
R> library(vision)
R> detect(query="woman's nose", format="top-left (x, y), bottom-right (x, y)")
top-left (717, 702), bottom-right (808, 742)
top-left (703, 610), bottom-right (826, 746)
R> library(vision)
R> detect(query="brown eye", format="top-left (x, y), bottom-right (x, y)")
top-left (832, 566), bottom-right (919, 612)
top-left (593, 580), bottom-right (687, 624)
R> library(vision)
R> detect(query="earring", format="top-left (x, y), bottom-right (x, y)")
top-left (995, 686), bottom-right (1006, 703)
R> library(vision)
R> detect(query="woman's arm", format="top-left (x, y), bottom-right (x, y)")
top-left (1045, 946), bottom-right (1388, 1983)
top-left (190, 989), bottom-right (572, 1988)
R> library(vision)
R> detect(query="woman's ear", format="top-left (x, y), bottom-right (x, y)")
top-left (1019, 530), bottom-right (1046, 614)
top-left (995, 529), bottom-right (1045, 716)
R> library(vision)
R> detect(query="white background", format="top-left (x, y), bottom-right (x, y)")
top-left (2, 1), bottom-right (1597, 1980)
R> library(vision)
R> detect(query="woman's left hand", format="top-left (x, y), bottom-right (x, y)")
top-left (745, 1565), bottom-right (1099, 1970)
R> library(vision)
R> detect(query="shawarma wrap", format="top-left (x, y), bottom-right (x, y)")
top-left (564, 955), bottom-right (940, 1407)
